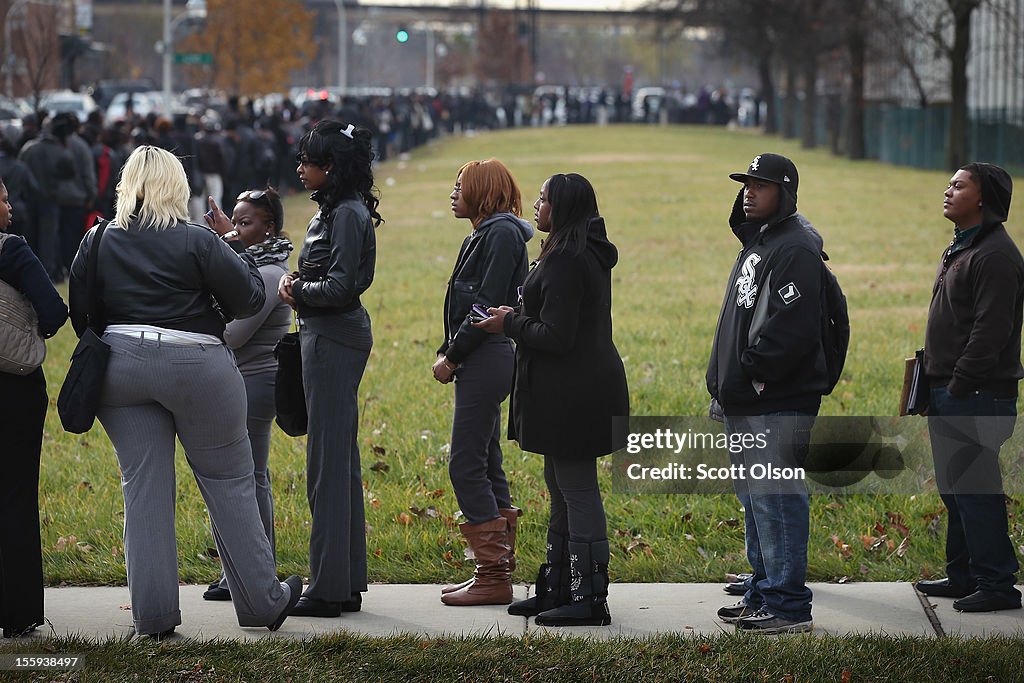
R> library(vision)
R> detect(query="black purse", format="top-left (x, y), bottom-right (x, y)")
top-left (57, 221), bottom-right (111, 434)
top-left (274, 330), bottom-right (307, 436)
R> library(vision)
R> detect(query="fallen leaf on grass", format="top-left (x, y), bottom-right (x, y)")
top-left (895, 536), bottom-right (910, 558)
top-left (697, 643), bottom-right (712, 655)
top-left (372, 445), bottom-right (386, 457)
top-left (396, 512), bottom-right (413, 525)
top-left (374, 548), bottom-right (382, 557)
top-left (716, 518), bottom-right (740, 529)
top-left (370, 461), bottom-right (389, 473)
top-left (119, 604), bottom-right (131, 610)
top-left (830, 535), bottom-right (852, 559)
top-left (55, 535), bottom-right (78, 552)
top-left (841, 669), bottom-right (852, 683)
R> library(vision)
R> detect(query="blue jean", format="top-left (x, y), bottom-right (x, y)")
top-left (725, 412), bottom-right (814, 622)
top-left (928, 386), bottom-right (1020, 594)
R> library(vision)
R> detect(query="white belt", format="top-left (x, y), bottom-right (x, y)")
top-left (109, 330), bottom-right (218, 346)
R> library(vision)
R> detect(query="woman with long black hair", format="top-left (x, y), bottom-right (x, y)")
top-left (475, 172), bottom-right (628, 626)
top-left (278, 120), bottom-right (381, 618)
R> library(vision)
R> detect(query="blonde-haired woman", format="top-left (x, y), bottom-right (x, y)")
top-left (68, 146), bottom-right (301, 638)
top-left (433, 158), bottom-right (533, 606)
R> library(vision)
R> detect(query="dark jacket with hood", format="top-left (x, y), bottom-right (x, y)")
top-left (706, 183), bottom-right (829, 416)
top-left (439, 212), bottom-right (532, 363)
top-left (503, 217), bottom-right (629, 458)
top-left (924, 163), bottom-right (1023, 397)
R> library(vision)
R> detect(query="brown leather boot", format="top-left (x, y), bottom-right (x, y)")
top-left (442, 507), bottom-right (522, 594)
top-left (441, 517), bottom-right (513, 606)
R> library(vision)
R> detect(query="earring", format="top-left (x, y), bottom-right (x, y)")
top-left (265, 231), bottom-right (272, 236)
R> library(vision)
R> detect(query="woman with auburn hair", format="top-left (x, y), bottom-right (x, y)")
top-left (475, 172), bottom-right (628, 626)
top-left (433, 158), bottom-right (534, 606)
top-left (68, 146), bottom-right (302, 638)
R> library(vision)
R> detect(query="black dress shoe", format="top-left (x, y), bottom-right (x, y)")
top-left (290, 595), bottom-right (342, 618)
top-left (3, 621), bottom-right (42, 639)
top-left (203, 583), bottom-right (231, 601)
top-left (953, 590), bottom-right (1022, 613)
top-left (915, 578), bottom-right (976, 598)
top-left (139, 626), bottom-right (175, 641)
top-left (268, 575), bottom-right (304, 631)
top-left (340, 593), bottom-right (362, 613)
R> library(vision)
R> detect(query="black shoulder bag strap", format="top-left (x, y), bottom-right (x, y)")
top-left (86, 220), bottom-right (109, 332)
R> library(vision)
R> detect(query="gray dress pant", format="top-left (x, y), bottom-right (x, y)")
top-left (97, 333), bottom-right (290, 635)
top-left (300, 329), bottom-right (370, 602)
top-left (448, 337), bottom-right (514, 524)
top-left (216, 369), bottom-right (276, 590)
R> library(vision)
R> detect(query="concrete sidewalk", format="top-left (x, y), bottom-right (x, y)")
top-left (25, 582), bottom-right (1024, 641)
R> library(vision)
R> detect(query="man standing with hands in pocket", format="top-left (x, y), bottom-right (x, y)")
top-left (707, 153), bottom-right (831, 634)
top-left (916, 163), bottom-right (1023, 612)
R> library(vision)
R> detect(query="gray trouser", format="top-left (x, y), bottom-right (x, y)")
top-left (217, 369), bottom-right (276, 590)
top-left (301, 330), bottom-right (370, 602)
top-left (543, 456), bottom-right (607, 542)
top-left (98, 334), bottom-right (289, 634)
top-left (449, 338), bottom-right (514, 524)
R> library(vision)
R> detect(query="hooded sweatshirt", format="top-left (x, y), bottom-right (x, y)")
top-left (439, 211), bottom-right (534, 363)
top-left (924, 163), bottom-right (1024, 397)
top-left (706, 182), bottom-right (829, 415)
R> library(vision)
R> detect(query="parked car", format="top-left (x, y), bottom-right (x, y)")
top-left (90, 78), bottom-right (157, 110)
top-left (105, 91), bottom-right (178, 122)
top-left (40, 90), bottom-right (98, 123)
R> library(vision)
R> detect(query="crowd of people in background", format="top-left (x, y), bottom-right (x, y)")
top-left (0, 84), bottom-right (745, 285)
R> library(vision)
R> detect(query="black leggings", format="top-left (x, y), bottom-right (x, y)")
top-left (543, 456), bottom-right (607, 542)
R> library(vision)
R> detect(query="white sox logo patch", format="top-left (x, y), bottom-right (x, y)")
top-left (735, 253), bottom-right (761, 308)
top-left (749, 155), bottom-right (761, 171)
top-left (778, 282), bottom-right (801, 305)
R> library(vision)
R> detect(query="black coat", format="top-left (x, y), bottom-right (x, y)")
top-left (503, 218), bottom-right (629, 458)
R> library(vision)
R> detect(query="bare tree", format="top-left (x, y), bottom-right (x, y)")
top-left (881, 0), bottom-right (984, 169)
top-left (16, 3), bottom-right (62, 108)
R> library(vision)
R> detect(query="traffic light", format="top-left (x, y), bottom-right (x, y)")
top-left (396, 27), bottom-right (410, 43)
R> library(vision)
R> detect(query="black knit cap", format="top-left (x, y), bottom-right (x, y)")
top-left (729, 153), bottom-right (799, 195)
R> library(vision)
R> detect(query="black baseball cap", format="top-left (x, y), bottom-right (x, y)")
top-left (729, 153), bottom-right (799, 194)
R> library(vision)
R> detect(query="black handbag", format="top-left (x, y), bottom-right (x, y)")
top-left (274, 330), bottom-right (307, 436)
top-left (57, 221), bottom-right (111, 433)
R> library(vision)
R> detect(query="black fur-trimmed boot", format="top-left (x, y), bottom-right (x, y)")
top-left (533, 539), bottom-right (611, 627)
top-left (508, 529), bottom-right (568, 617)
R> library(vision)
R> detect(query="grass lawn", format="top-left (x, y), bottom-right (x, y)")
top-left (11, 123), bottom-right (1024, 682)
top-left (1, 632), bottom-right (1023, 682)
top-left (34, 124), bottom-right (1023, 591)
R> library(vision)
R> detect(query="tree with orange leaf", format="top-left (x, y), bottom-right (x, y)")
top-left (178, 0), bottom-right (316, 96)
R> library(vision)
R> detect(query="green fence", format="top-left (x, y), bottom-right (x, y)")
top-left (773, 98), bottom-right (1024, 174)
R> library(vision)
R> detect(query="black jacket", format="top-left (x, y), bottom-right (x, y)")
top-left (439, 212), bottom-right (532, 364)
top-left (292, 197), bottom-right (376, 316)
top-left (707, 189), bottom-right (828, 416)
top-left (69, 219), bottom-right (264, 338)
top-left (924, 165), bottom-right (1023, 397)
top-left (504, 217), bottom-right (629, 458)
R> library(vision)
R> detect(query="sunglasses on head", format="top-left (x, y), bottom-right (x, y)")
top-left (237, 190), bottom-right (269, 202)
